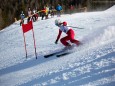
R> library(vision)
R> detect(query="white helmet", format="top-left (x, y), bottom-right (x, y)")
top-left (55, 19), bottom-right (61, 26)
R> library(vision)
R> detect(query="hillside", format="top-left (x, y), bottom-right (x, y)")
top-left (0, 6), bottom-right (115, 86)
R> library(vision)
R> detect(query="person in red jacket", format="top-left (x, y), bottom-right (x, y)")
top-left (55, 19), bottom-right (80, 47)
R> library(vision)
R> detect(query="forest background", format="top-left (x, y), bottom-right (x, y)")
top-left (0, 0), bottom-right (114, 30)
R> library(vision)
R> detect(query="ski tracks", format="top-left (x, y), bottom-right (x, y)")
top-left (20, 43), bottom-right (115, 86)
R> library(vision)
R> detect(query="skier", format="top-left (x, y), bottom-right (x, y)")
top-left (20, 11), bottom-right (25, 26)
top-left (55, 19), bottom-right (80, 47)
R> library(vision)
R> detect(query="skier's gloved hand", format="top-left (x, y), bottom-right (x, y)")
top-left (55, 40), bottom-right (58, 44)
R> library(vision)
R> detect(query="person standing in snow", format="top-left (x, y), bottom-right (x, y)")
top-left (20, 11), bottom-right (25, 26)
top-left (41, 6), bottom-right (46, 20)
top-left (56, 4), bottom-right (62, 17)
top-left (55, 19), bottom-right (80, 47)
top-left (50, 6), bottom-right (55, 18)
top-left (45, 5), bottom-right (49, 19)
top-left (32, 8), bottom-right (37, 22)
top-left (27, 7), bottom-right (32, 23)
top-left (70, 5), bottom-right (74, 14)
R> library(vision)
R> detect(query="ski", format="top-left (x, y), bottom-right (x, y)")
top-left (44, 50), bottom-right (63, 58)
top-left (44, 47), bottom-right (72, 58)
top-left (44, 44), bottom-right (80, 58)
top-left (56, 52), bottom-right (71, 57)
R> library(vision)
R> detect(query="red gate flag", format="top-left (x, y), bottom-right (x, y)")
top-left (22, 21), bottom-right (37, 59)
top-left (22, 21), bottom-right (33, 33)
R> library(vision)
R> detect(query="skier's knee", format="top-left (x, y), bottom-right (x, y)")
top-left (60, 39), bottom-right (70, 46)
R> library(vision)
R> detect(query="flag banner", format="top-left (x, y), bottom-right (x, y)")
top-left (21, 21), bottom-right (37, 59)
top-left (22, 21), bottom-right (33, 33)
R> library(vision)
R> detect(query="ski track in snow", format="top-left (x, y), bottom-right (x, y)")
top-left (0, 6), bottom-right (115, 86)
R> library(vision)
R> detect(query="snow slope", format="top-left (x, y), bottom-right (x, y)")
top-left (0, 6), bottom-right (115, 86)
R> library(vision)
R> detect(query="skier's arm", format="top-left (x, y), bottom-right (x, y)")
top-left (55, 29), bottom-right (62, 44)
top-left (60, 6), bottom-right (62, 10)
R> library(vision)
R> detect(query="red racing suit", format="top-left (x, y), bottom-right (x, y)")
top-left (56, 25), bottom-right (80, 46)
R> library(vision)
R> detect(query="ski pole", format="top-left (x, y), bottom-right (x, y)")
top-left (67, 26), bottom-right (84, 29)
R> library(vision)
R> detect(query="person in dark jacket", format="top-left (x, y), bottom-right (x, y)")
top-left (20, 11), bottom-right (25, 26)
top-left (41, 6), bottom-right (46, 20)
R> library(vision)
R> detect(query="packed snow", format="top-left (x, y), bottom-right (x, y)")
top-left (0, 5), bottom-right (115, 86)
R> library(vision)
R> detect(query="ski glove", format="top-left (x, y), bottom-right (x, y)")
top-left (55, 40), bottom-right (58, 44)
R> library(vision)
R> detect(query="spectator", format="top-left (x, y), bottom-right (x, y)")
top-left (50, 6), bottom-right (55, 18)
top-left (70, 5), bottom-right (74, 14)
top-left (27, 7), bottom-right (32, 23)
top-left (20, 11), bottom-right (25, 26)
top-left (32, 9), bottom-right (37, 22)
top-left (41, 6), bottom-right (46, 20)
top-left (45, 5), bottom-right (50, 19)
top-left (56, 4), bottom-right (62, 17)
